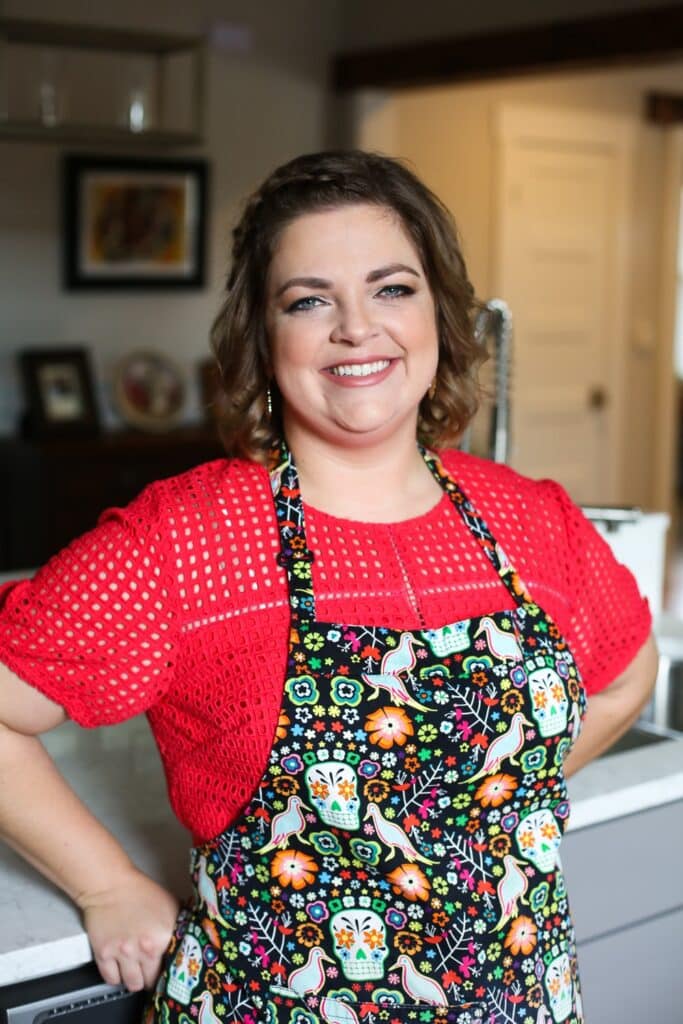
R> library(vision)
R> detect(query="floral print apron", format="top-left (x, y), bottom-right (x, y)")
top-left (150, 442), bottom-right (587, 1024)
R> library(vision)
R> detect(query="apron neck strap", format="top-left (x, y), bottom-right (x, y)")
top-left (269, 441), bottom-right (317, 622)
top-left (421, 447), bottom-right (533, 608)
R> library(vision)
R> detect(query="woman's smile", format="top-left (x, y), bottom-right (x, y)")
top-left (324, 357), bottom-right (395, 384)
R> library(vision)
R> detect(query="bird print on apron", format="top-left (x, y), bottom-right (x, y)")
top-left (149, 442), bottom-right (588, 1024)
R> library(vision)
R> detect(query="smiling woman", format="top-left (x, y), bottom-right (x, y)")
top-left (0, 150), bottom-right (656, 1024)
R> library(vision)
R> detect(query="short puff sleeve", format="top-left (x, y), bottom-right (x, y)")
top-left (0, 484), bottom-right (179, 726)
top-left (546, 480), bottom-right (652, 695)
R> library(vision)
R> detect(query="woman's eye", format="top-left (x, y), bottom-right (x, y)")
top-left (285, 295), bottom-right (325, 313)
top-left (377, 284), bottom-right (413, 298)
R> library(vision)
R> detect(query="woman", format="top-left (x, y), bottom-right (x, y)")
top-left (0, 151), bottom-right (656, 1023)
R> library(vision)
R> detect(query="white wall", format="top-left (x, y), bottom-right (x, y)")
top-left (353, 60), bottom-right (683, 509)
top-left (0, 0), bottom-right (342, 433)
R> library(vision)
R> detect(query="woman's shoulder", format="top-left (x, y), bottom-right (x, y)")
top-left (436, 447), bottom-right (565, 505)
top-left (103, 454), bottom-right (272, 534)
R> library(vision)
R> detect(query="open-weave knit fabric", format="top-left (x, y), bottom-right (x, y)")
top-left (0, 449), bottom-right (650, 841)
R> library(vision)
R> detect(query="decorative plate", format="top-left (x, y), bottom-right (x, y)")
top-left (113, 350), bottom-right (186, 432)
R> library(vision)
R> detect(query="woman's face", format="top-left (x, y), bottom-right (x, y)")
top-left (265, 203), bottom-right (439, 452)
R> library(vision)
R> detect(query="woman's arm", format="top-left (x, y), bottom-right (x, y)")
top-left (562, 632), bottom-right (659, 778)
top-left (0, 662), bottom-right (179, 991)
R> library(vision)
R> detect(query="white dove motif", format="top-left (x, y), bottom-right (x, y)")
top-left (196, 854), bottom-right (233, 930)
top-left (286, 946), bottom-right (334, 996)
top-left (364, 803), bottom-right (434, 863)
top-left (494, 854), bottom-right (529, 930)
top-left (391, 954), bottom-right (448, 1006)
top-left (474, 617), bottom-right (523, 662)
top-left (535, 1003), bottom-right (553, 1024)
top-left (257, 795), bottom-right (310, 853)
top-left (194, 992), bottom-right (222, 1024)
top-left (362, 633), bottom-right (428, 710)
top-left (569, 700), bottom-right (582, 741)
top-left (319, 997), bottom-right (361, 1024)
top-left (467, 711), bottom-right (533, 782)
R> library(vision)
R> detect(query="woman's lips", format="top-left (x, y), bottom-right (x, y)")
top-left (322, 358), bottom-right (396, 386)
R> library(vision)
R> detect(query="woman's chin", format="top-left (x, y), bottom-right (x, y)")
top-left (327, 410), bottom-right (415, 446)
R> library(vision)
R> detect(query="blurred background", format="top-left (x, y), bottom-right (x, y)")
top-left (0, 0), bottom-right (682, 615)
top-left (2, 8), bottom-right (683, 1019)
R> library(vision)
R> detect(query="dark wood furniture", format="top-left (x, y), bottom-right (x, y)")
top-left (0, 427), bottom-right (224, 571)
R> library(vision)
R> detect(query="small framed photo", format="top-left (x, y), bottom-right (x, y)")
top-left (63, 154), bottom-right (208, 290)
top-left (18, 348), bottom-right (100, 438)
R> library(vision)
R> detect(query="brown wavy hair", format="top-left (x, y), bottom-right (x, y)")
top-left (210, 149), bottom-right (488, 462)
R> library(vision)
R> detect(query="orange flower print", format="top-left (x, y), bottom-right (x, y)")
top-left (489, 834), bottom-right (511, 858)
top-left (365, 707), bottom-right (414, 749)
top-left (475, 773), bottom-right (517, 808)
top-left (334, 927), bottom-right (355, 950)
top-left (363, 928), bottom-right (385, 950)
top-left (271, 849), bottom-right (318, 890)
top-left (276, 711), bottom-right (291, 740)
top-left (387, 863), bottom-right (431, 901)
top-left (501, 690), bottom-right (523, 714)
top-left (505, 916), bottom-right (537, 956)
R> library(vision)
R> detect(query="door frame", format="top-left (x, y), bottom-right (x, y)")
top-left (492, 104), bottom-right (636, 504)
top-left (655, 128), bottom-right (683, 555)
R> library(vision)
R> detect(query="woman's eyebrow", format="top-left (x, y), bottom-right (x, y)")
top-left (366, 262), bottom-right (420, 283)
top-left (275, 276), bottom-right (331, 298)
top-left (275, 263), bottom-right (420, 298)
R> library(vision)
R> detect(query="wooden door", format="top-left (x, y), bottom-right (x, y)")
top-left (494, 106), bottom-right (635, 504)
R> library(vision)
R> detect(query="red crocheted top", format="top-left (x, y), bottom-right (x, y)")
top-left (0, 449), bottom-right (651, 842)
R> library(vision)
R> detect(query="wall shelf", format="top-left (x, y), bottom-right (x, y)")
top-left (0, 17), bottom-right (205, 146)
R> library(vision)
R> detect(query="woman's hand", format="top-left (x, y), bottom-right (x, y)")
top-left (79, 867), bottom-right (180, 992)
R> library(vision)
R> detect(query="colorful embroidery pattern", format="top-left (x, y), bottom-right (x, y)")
top-left (151, 444), bottom-right (587, 1024)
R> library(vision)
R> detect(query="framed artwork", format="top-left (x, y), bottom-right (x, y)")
top-left (18, 348), bottom-right (100, 438)
top-left (113, 350), bottom-right (186, 432)
top-left (62, 155), bottom-right (208, 289)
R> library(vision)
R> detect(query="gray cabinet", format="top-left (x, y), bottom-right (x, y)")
top-left (562, 800), bottom-right (683, 1022)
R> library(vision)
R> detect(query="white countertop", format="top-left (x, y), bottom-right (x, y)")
top-left (0, 718), bottom-right (191, 987)
top-left (2, 716), bottom-right (683, 988)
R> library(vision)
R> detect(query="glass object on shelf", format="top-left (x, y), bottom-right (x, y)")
top-left (127, 89), bottom-right (147, 132)
top-left (118, 56), bottom-right (155, 133)
top-left (37, 47), bottom-right (66, 126)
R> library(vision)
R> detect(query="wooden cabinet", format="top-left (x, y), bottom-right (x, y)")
top-left (0, 428), bottom-right (224, 571)
top-left (562, 800), bottom-right (683, 1020)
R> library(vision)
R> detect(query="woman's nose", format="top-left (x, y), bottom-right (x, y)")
top-left (329, 301), bottom-right (378, 345)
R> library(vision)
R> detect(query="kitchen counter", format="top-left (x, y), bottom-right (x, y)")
top-left (2, 716), bottom-right (683, 987)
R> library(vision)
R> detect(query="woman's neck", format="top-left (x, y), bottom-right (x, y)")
top-left (283, 424), bottom-right (444, 524)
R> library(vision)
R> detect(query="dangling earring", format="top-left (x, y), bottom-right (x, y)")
top-left (266, 386), bottom-right (273, 418)
top-left (428, 377), bottom-right (437, 401)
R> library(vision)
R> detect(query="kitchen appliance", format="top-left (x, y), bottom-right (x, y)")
top-left (581, 506), bottom-right (669, 618)
top-left (460, 298), bottom-right (513, 464)
top-left (0, 964), bottom-right (145, 1024)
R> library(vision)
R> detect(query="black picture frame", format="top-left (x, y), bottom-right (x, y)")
top-left (62, 154), bottom-right (208, 290)
top-left (18, 347), bottom-right (100, 439)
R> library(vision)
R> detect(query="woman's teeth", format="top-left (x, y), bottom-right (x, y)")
top-left (329, 360), bottom-right (391, 377)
